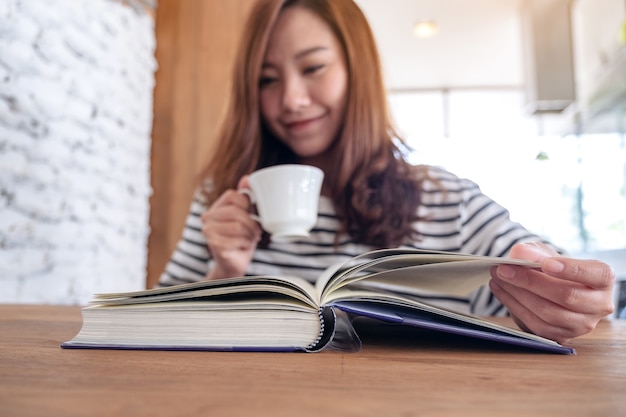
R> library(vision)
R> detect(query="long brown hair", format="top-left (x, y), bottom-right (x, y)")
top-left (201, 0), bottom-right (428, 248)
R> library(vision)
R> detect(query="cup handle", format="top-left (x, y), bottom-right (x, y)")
top-left (238, 189), bottom-right (262, 223)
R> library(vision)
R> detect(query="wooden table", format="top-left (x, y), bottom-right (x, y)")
top-left (1, 304), bottom-right (625, 417)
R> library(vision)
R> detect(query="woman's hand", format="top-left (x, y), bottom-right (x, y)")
top-left (490, 242), bottom-right (615, 344)
top-left (201, 176), bottom-right (262, 280)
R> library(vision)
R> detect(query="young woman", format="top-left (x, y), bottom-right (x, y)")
top-left (158, 0), bottom-right (615, 343)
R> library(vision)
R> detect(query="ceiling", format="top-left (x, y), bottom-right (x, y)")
top-left (354, 0), bottom-right (524, 92)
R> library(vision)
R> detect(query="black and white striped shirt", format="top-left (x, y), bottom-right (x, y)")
top-left (158, 166), bottom-right (551, 316)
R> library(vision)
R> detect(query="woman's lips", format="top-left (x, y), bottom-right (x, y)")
top-left (284, 115), bottom-right (323, 131)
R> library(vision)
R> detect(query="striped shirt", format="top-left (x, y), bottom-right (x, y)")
top-left (158, 166), bottom-right (551, 316)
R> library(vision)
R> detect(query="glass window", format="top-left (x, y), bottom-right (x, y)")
top-left (389, 89), bottom-right (626, 254)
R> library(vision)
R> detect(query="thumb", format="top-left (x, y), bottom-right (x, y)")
top-left (509, 242), bottom-right (559, 262)
top-left (237, 175), bottom-right (251, 191)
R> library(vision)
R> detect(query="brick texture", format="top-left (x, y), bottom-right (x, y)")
top-left (0, 0), bottom-right (156, 304)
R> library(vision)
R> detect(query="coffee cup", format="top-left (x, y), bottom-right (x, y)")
top-left (239, 164), bottom-right (324, 242)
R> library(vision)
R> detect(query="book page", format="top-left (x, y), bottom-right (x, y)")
top-left (319, 250), bottom-right (539, 300)
top-left (334, 259), bottom-right (537, 298)
top-left (94, 275), bottom-right (320, 308)
top-left (315, 248), bottom-right (457, 296)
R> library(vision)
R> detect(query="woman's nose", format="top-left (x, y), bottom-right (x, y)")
top-left (282, 77), bottom-right (311, 111)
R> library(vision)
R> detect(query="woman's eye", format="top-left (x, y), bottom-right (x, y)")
top-left (304, 64), bottom-right (324, 75)
top-left (259, 76), bottom-right (277, 87)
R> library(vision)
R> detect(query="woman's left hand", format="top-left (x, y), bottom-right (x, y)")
top-left (490, 242), bottom-right (615, 344)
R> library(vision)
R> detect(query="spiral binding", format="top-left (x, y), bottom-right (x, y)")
top-left (306, 308), bottom-right (325, 351)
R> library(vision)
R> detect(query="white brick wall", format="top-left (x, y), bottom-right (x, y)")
top-left (0, 0), bottom-right (157, 304)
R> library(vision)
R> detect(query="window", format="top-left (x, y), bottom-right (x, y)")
top-left (389, 89), bottom-right (626, 254)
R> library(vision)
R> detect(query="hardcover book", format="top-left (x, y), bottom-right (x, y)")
top-left (61, 248), bottom-right (575, 354)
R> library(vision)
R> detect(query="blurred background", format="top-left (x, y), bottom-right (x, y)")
top-left (0, 0), bottom-right (624, 314)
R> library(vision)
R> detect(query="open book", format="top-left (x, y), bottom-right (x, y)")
top-left (61, 248), bottom-right (575, 354)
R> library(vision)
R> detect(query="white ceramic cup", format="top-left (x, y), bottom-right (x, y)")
top-left (239, 164), bottom-right (324, 242)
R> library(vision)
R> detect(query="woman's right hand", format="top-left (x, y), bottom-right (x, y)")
top-left (201, 176), bottom-right (262, 280)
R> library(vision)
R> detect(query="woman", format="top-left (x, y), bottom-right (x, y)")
top-left (158, 0), bottom-right (615, 344)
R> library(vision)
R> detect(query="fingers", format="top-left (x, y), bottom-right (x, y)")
top-left (493, 265), bottom-right (613, 315)
top-left (505, 242), bottom-right (615, 293)
top-left (202, 190), bottom-right (261, 250)
top-left (540, 257), bottom-right (615, 290)
top-left (200, 187), bottom-right (262, 280)
top-left (490, 252), bottom-right (616, 342)
top-left (489, 279), bottom-right (589, 344)
top-left (508, 242), bottom-right (558, 262)
top-left (237, 175), bottom-right (251, 191)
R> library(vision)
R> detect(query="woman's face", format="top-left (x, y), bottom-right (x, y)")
top-left (259, 6), bottom-right (348, 165)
